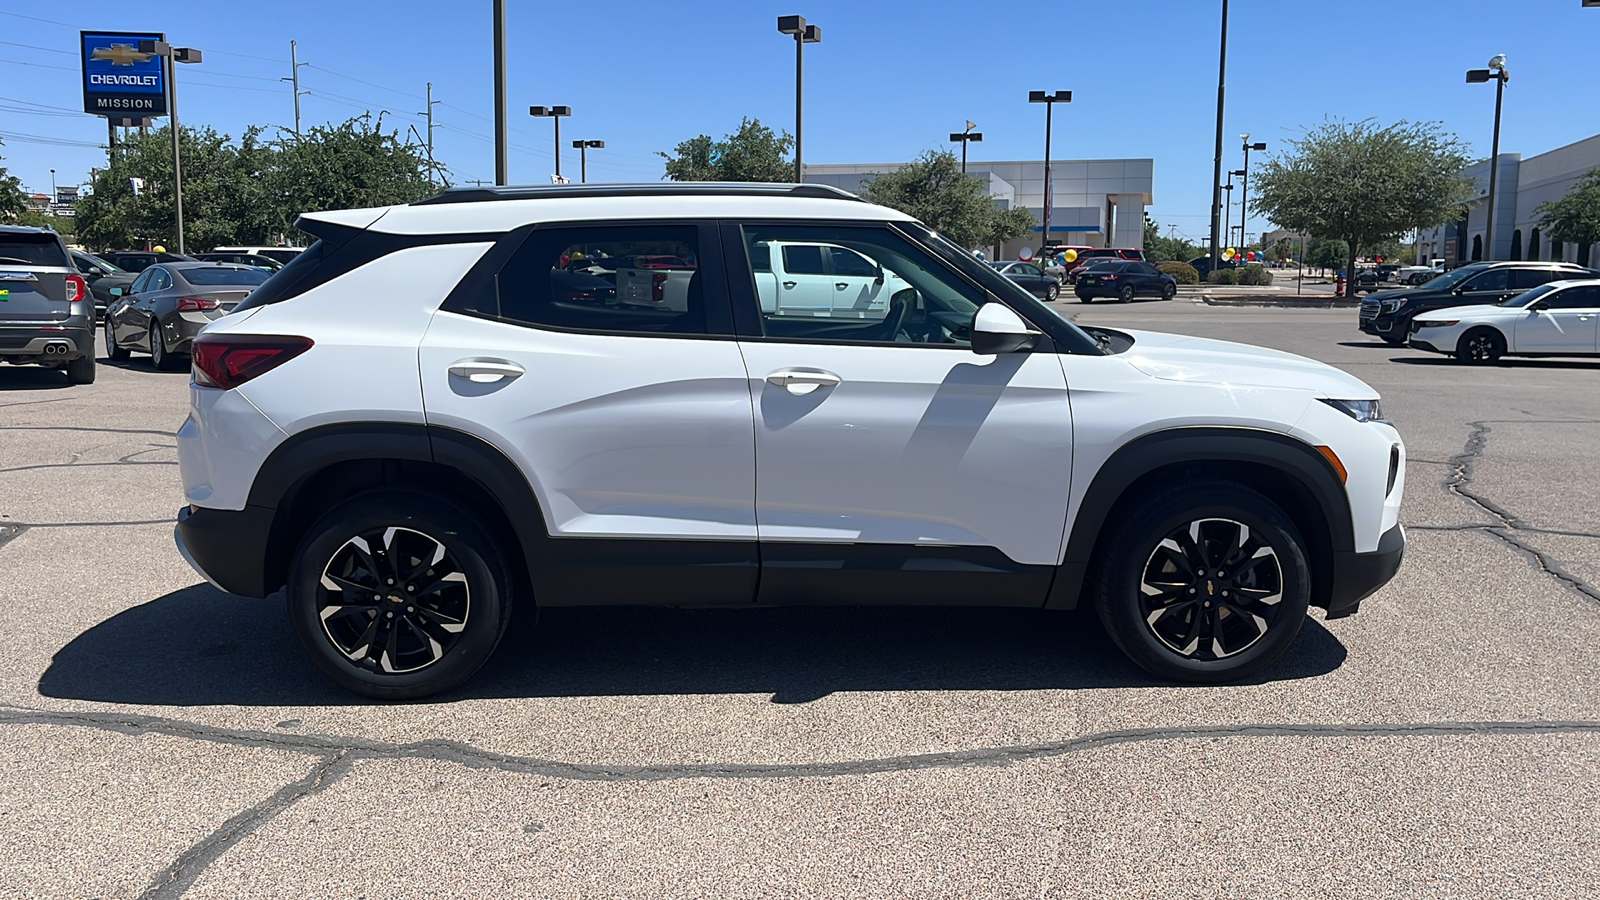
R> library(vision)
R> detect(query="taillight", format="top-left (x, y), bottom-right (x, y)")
top-left (652, 272), bottom-right (667, 302)
top-left (176, 296), bottom-right (221, 312)
top-left (191, 334), bottom-right (313, 390)
top-left (64, 274), bottom-right (87, 304)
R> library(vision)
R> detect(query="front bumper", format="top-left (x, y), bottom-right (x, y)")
top-left (1325, 523), bottom-right (1405, 619)
top-left (175, 504), bottom-right (277, 597)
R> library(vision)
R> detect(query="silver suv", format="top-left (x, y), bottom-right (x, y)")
top-left (0, 225), bottom-right (95, 383)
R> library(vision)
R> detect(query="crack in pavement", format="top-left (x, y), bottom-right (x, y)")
top-left (1440, 421), bottom-right (1600, 604)
top-left (0, 460), bottom-right (177, 475)
top-left (137, 750), bottom-right (351, 900)
top-left (1, 425), bottom-right (176, 437)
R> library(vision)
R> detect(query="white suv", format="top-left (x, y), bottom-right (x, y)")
top-left (174, 183), bottom-right (1406, 698)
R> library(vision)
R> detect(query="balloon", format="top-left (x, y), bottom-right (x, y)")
top-left (1222, 247), bottom-right (1236, 260)
top-left (153, 245), bottom-right (167, 253)
top-left (1246, 251), bottom-right (1256, 261)
top-left (1062, 249), bottom-right (1078, 263)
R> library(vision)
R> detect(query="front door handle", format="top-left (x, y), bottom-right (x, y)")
top-left (448, 359), bottom-right (525, 384)
top-left (836, 282), bottom-right (849, 290)
top-left (782, 281), bottom-right (797, 288)
top-left (766, 368), bottom-right (841, 394)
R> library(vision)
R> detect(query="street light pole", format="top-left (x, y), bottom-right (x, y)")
top-left (139, 40), bottom-right (201, 254)
top-left (493, 0), bottom-right (508, 185)
top-left (1467, 57), bottom-right (1509, 260)
top-left (1229, 168), bottom-right (1246, 252)
top-left (949, 125), bottom-right (983, 175)
top-left (572, 140), bottom-right (604, 184)
top-left (529, 106), bottom-right (572, 180)
top-left (1029, 91), bottom-right (1071, 247)
top-left (778, 16), bottom-right (822, 184)
top-left (1208, 0), bottom-right (1230, 273)
top-left (1240, 134), bottom-right (1266, 253)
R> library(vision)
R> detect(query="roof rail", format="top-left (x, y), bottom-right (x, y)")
top-left (411, 182), bottom-right (864, 206)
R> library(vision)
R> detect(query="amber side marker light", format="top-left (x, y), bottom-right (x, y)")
top-left (1315, 445), bottom-right (1349, 484)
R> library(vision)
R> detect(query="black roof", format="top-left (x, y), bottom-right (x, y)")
top-left (412, 182), bottom-right (864, 206)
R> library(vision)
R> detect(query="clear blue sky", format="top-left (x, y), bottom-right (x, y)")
top-left (4, 1), bottom-right (1598, 242)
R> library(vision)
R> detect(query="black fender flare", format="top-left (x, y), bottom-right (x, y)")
top-left (1046, 427), bottom-right (1353, 610)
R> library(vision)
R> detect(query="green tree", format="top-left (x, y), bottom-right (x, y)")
top-left (659, 118), bottom-right (794, 182)
top-left (76, 126), bottom-right (249, 251)
top-left (271, 114), bottom-right (434, 230)
top-left (0, 143), bottom-right (29, 222)
top-left (1306, 237), bottom-right (1348, 272)
top-left (858, 150), bottom-right (1035, 250)
top-left (1536, 168), bottom-right (1600, 264)
top-left (1251, 119), bottom-right (1474, 285)
top-left (1143, 214), bottom-right (1199, 262)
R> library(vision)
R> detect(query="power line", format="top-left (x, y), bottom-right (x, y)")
top-left (0, 130), bottom-right (106, 148)
top-left (304, 64), bottom-right (425, 102)
top-left (0, 39), bottom-right (75, 55)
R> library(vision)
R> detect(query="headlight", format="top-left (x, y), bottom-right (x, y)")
top-left (1320, 398), bottom-right (1386, 423)
top-left (1415, 319), bottom-right (1458, 328)
top-left (1380, 298), bottom-right (1408, 312)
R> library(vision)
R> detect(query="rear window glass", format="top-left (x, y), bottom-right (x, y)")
top-left (0, 232), bottom-right (69, 267)
top-left (183, 267), bottom-right (272, 286)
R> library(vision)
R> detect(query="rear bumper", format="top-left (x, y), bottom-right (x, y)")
top-left (175, 504), bottom-right (276, 597)
top-left (0, 321), bottom-right (94, 360)
top-left (1325, 523), bottom-right (1405, 619)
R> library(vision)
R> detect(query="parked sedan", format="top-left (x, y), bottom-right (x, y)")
top-left (988, 260), bottom-right (1061, 300)
top-left (1074, 260), bottom-right (1178, 303)
top-left (193, 252), bottom-right (283, 271)
top-left (69, 250), bottom-right (136, 318)
top-left (104, 262), bottom-right (270, 369)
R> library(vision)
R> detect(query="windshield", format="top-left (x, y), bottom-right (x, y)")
top-left (901, 222), bottom-right (1106, 356)
top-left (182, 266), bottom-right (272, 286)
top-left (75, 251), bottom-right (123, 273)
top-left (1499, 283), bottom-right (1559, 307)
top-left (1417, 265), bottom-right (1484, 292)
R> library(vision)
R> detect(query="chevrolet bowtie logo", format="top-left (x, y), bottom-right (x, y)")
top-left (92, 44), bottom-right (152, 66)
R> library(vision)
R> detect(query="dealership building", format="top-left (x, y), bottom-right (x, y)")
top-left (803, 158), bottom-right (1154, 258)
top-left (1415, 133), bottom-right (1600, 268)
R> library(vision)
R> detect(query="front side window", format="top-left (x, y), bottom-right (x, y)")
top-left (496, 224), bottom-right (709, 336)
top-left (1463, 268), bottom-right (1509, 292)
top-left (739, 224), bottom-right (983, 346)
top-left (129, 270), bottom-right (152, 293)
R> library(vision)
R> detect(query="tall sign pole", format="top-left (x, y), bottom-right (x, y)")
top-left (493, 0), bottom-right (509, 185)
top-left (1208, 0), bottom-right (1230, 273)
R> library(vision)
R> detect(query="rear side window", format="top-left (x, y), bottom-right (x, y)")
top-left (496, 224), bottom-right (711, 336)
top-left (1549, 285), bottom-right (1600, 309)
top-left (782, 244), bottom-right (826, 276)
top-left (0, 232), bottom-right (70, 267)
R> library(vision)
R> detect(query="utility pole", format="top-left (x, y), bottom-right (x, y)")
top-left (493, 0), bottom-right (509, 185)
top-left (1208, 0), bottom-right (1230, 274)
top-left (417, 82), bottom-right (441, 184)
top-left (283, 40), bottom-right (308, 138)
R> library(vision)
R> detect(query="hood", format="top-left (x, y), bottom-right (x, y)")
top-left (1416, 303), bottom-right (1509, 321)
top-left (1119, 329), bottom-right (1378, 399)
top-left (1364, 287), bottom-right (1412, 302)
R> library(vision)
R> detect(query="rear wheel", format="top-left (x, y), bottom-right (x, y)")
top-left (1119, 285), bottom-right (1136, 303)
top-left (286, 489), bottom-right (513, 699)
top-left (149, 323), bottom-right (178, 371)
top-left (1455, 327), bottom-right (1505, 364)
top-left (65, 353), bottom-right (95, 385)
top-left (1077, 294), bottom-right (1093, 304)
top-left (1092, 482), bottom-right (1311, 683)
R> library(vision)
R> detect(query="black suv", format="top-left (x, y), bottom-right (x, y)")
top-left (1359, 261), bottom-right (1599, 344)
top-left (100, 250), bottom-right (196, 273)
top-left (1075, 260), bottom-right (1177, 303)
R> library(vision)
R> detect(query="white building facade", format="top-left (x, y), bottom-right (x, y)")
top-left (1416, 133), bottom-right (1600, 268)
top-left (803, 158), bottom-right (1154, 259)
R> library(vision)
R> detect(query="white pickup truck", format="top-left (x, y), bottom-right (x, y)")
top-left (1396, 259), bottom-right (1447, 286)
top-left (752, 240), bottom-right (912, 318)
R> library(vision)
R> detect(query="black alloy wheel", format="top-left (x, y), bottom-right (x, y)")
top-left (286, 489), bottom-right (512, 699)
top-left (1455, 327), bottom-right (1505, 365)
top-left (1093, 482), bottom-right (1311, 683)
top-left (1161, 282), bottom-right (1177, 301)
top-left (1119, 284), bottom-right (1136, 303)
top-left (104, 318), bottom-right (129, 361)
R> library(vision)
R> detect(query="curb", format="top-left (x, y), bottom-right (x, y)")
top-left (1199, 295), bottom-right (1361, 308)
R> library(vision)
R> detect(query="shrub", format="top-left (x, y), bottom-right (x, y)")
top-left (1207, 268), bottom-right (1238, 285)
top-left (1157, 261), bottom-right (1199, 285)
top-left (1237, 266), bottom-right (1274, 286)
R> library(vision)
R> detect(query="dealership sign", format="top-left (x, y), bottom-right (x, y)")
top-left (80, 31), bottom-right (167, 118)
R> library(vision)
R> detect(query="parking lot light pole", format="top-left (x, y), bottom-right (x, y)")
top-left (1222, 177), bottom-right (1236, 250)
top-left (529, 106), bottom-right (572, 180)
top-left (493, 0), bottom-right (508, 185)
top-left (777, 16), bottom-right (821, 184)
top-left (572, 139), bottom-right (604, 184)
top-left (1229, 169), bottom-right (1246, 251)
top-left (1029, 91), bottom-right (1071, 246)
top-left (950, 124), bottom-right (983, 174)
top-left (1240, 135), bottom-right (1266, 252)
top-left (1208, 0), bottom-right (1230, 274)
top-left (1467, 56), bottom-right (1509, 261)
top-left (138, 40), bottom-right (201, 254)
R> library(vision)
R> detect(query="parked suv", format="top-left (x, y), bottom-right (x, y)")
top-left (1359, 261), bottom-right (1597, 344)
top-left (174, 183), bottom-right (1407, 699)
top-left (1074, 260), bottom-right (1177, 303)
top-left (0, 225), bottom-right (95, 383)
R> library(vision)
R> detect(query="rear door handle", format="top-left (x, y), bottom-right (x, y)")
top-left (766, 368), bottom-right (841, 394)
top-left (782, 281), bottom-right (797, 288)
top-left (835, 282), bottom-right (849, 290)
top-left (448, 359), bottom-right (525, 383)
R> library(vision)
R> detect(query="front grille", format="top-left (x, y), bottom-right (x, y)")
top-left (1359, 301), bottom-right (1379, 320)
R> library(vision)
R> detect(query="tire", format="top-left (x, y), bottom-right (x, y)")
top-left (286, 489), bottom-right (514, 699)
top-left (1455, 327), bottom-right (1505, 365)
top-left (1045, 283), bottom-right (1060, 302)
top-left (65, 352), bottom-right (95, 385)
top-left (1091, 481), bottom-right (1312, 683)
top-left (104, 318), bottom-right (129, 361)
top-left (1077, 293), bottom-right (1093, 304)
top-left (149, 323), bottom-right (178, 371)
top-left (1118, 285), bottom-right (1136, 303)
top-left (1161, 282), bottom-right (1177, 301)
top-left (1380, 331), bottom-right (1407, 346)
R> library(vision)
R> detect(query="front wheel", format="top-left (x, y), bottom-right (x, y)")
top-left (1092, 482), bottom-right (1311, 683)
top-left (104, 318), bottom-right (129, 361)
top-left (1455, 327), bottom-right (1505, 365)
top-left (285, 489), bottom-right (514, 699)
top-left (1045, 283), bottom-right (1060, 301)
top-left (1161, 282), bottom-right (1177, 301)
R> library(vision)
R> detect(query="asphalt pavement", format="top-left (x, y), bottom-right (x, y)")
top-left (2, 307), bottom-right (1597, 899)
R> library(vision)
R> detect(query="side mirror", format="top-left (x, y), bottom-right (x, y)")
top-left (873, 267), bottom-right (884, 286)
top-left (1529, 300), bottom-right (1549, 311)
top-left (87, 266), bottom-right (104, 276)
top-left (109, 286), bottom-right (126, 298)
top-left (971, 302), bottom-right (1039, 355)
